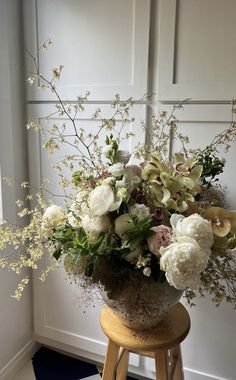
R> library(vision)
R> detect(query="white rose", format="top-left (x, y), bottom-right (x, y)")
top-left (160, 237), bottom-right (209, 290)
top-left (43, 205), bottom-right (65, 228)
top-left (89, 185), bottom-right (114, 216)
top-left (114, 214), bottom-right (135, 236)
top-left (116, 150), bottom-right (131, 164)
top-left (67, 212), bottom-right (81, 228)
top-left (81, 214), bottom-right (111, 235)
top-left (109, 163), bottom-right (125, 177)
top-left (175, 213), bottom-right (213, 249)
top-left (129, 203), bottom-right (150, 220)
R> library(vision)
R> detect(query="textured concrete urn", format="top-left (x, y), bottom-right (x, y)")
top-left (101, 279), bottom-right (183, 330)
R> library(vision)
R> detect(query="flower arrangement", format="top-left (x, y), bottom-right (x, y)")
top-left (0, 42), bottom-right (236, 309)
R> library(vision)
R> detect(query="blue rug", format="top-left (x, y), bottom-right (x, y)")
top-left (32, 347), bottom-right (136, 379)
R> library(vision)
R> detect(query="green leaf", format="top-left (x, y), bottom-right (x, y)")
top-left (52, 244), bottom-right (62, 260)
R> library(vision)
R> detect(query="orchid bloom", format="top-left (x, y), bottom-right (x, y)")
top-left (204, 207), bottom-right (236, 237)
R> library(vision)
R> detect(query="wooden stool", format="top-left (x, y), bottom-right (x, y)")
top-left (100, 302), bottom-right (190, 380)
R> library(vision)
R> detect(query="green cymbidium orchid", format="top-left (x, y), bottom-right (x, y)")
top-left (142, 152), bottom-right (202, 212)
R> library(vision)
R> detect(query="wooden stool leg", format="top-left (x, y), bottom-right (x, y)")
top-left (155, 351), bottom-right (169, 380)
top-left (102, 338), bottom-right (120, 380)
top-left (170, 345), bottom-right (184, 380)
top-left (116, 348), bottom-right (130, 380)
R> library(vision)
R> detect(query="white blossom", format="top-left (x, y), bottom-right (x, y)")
top-left (129, 203), bottom-right (150, 220)
top-left (102, 145), bottom-right (113, 158)
top-left (109, 163), bottom-right (125, 177)
top-left (160, 237), bottom-right (209, 290)
top-left (175, 213), bottom-right (213, 249)
top-left (143, 267), bottom-right (151, 277)
top-left (81, 214), bottom-right (111, 235)
top-left (43, 205), bottom-right (65, 228)
top-left (89, 185), bottom-right (114, 216)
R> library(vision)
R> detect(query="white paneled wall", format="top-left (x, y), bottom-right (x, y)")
top-left (24, 0), bottom-right (150, 101)
top-left (158, 0), bottom-right (236, 101)
top-left (23, 1), bottom-right (236, 379)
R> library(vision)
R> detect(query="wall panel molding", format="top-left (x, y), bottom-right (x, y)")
top-left (24, 0), bottom-right (150, 102)
top-left (158, 0), bottom-right (236, 102)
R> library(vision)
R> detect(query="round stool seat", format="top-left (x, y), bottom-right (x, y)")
top-left (100, 302), bottom-right (190, 352)
top-left (100, 302), bottom-right (190, 379)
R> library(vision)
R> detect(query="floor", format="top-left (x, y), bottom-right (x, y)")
top-left (13, 347), bottom-right (136, 380)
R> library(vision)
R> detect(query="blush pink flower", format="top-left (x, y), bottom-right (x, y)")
top-left (147, 225), bottom-right (172, 256)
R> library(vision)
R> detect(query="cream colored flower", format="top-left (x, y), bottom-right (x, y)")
top-left (89, 185), bottom-right (115, 216)
top-left (143, 267), bottom-right (151, 277)
top-left (160, 237), bottom-right (209, 290)
top-left (81, 215), bottom-right (111, 235)
top-left (114, 214), bottom-right (134, 236)
top-left (175, 213), bottom-right (213, 249)
top-left (43, 205), bottom-right (65, 228)
top-left (109, 163), bottom-right (125, 177)
top-left (102, 144), bottom-right (113, 158)
top-left (129, 203), bottom-right (150, 220)
top-left (204, 207), bottom-right (236, 237)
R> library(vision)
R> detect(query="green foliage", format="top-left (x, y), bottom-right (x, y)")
top-left (196, 148), bottom-right (225, 187)
top-left (124, 216), bottom-right (155, 247)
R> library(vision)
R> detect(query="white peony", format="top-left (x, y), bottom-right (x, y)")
top-left (160, 237), bottom-right (209, 290)
top-left (170, 213), bottom-right (184, 229)
top-left (89, 185), bottom-right (115, 216)
top-left (109, 163), bottom-right (125, 177)
top-left (43, 205), bottom-right (65, 228)
top-left (175, 213), bottom-right (213, 249)
top-left (114, 214), bottom-right (135, 236)
top-left (81, 214), bottom-right (111, 235)
top-left (108, 195), bottom-right (122, 212)
top-left (129, 203), bottom-right (150, 220)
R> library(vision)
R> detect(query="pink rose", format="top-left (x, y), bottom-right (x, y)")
top-left (147, 225), bottom-right (172, 256)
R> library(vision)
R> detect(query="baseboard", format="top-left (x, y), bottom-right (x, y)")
top-left (0, 340), bottom-right (40, 380)
top-left (184, 367), bottom-right (228, 380)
